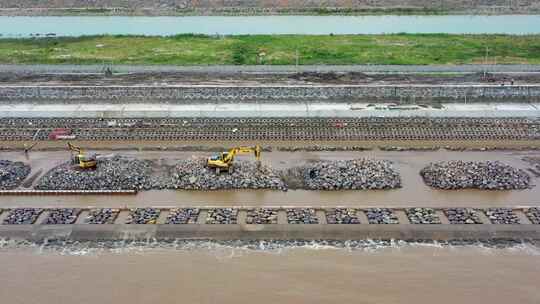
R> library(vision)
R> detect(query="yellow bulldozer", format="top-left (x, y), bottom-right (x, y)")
top-left (67, 142), bottom-right (97, 170)
top-left (207, 145), bottom-right (261, 174)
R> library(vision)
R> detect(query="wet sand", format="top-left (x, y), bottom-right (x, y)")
top-left (0, 245), bottom-right (539, 304)
top-left (1, 149), bottom-right (539, 208)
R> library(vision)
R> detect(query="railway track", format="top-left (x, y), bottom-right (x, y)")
top-left (0, 117), bottom-right (539, 141)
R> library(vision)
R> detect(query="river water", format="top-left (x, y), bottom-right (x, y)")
top-left (0, 15), bottom-right (540, 37)
top-left (0, 241), bottom-right (539, 303)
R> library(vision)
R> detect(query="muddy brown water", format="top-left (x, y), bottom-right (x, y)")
top-left (0, 245), bottom-right (539, 304)
top-left (1, 149), bottom-right (540, 208)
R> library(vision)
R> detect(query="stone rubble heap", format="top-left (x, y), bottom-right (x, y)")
top-left (406, 208), bottom-right (441, 224)
top-left (420, 161), bottom-right (531, 190)
top-left (525, 207), bottom-right (540, 224)
top-left (126, 208), bottom-right (160, 224)
top-left (286, 208), bottom-right (319, 224)
top-left (299, 159), bottom-right (401, 190)
top-left (36, 156), bottom-right (152, 190)
top-left (246, 208), bottom-right (279, 224)
top-left (42, 208), bottom-right (81, 225)
top-left (325, 208), bottom-right (360, 224)
top-left (166, 208), bottom-right (200, 224)
top-left (444, 208), bottom-right (482, 224)
top-left (0, 160), bottom-right (31, 190)
top-left (171, 159), bottom-right (287, 190)
top-left (365, 208), bottom-right (399, 224)
top-left (206, 208), bottom-right (238, 224)
top-left (85, 208), bottom-right (120, 224)
top-left (485, 208), bottom-right (520, 224)
top-left (3, 208), bottom-right (43, 225)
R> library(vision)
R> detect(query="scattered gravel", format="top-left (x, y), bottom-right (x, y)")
top-left (36, 156), bottom-right (152, 190)
top-left (126, 208), bottom-right (160, 224)
top-left (3, 208), bottom-right (43, 225)
top-left (0, 160), bottom-right (31, 190)
top-left (325, 208), bottom-right (360, 224)
top-left (420, 161), bottom-right (531, 190)
top-left (85, 208), bottom-right (120, 224)
top-left (287, 208), bottom-right (319, 224)
top-left (246, 208), bottom-right (279, 224)
top-left (365, 208), bottom-right (399, 224)
top-left (278, 146), bottom-right (371, 152)
top-left (171, 159), bottom-right (287, 190)
top-left (42, 208), bottom-right (81, 224)
top-left (206, 208), bottom-right (238, 224)
top-left (166, 208), bottom-right (200, 224)
top-left (525, 208), bottom-right (540, 224)
top-left (485, 208), bottom-right (520, 224)
top-left (444, 208), bottom-right (482, 224)
top-left (406, 208), bottom-right (441, 224)
top-left (298, 159), bottom-right (401, 190)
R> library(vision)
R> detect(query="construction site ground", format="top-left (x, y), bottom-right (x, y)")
top-left (1, 147), bottom-right (539, 209)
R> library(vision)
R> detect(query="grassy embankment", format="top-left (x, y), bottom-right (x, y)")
top-left (0, 34), bottom-right (539, 65)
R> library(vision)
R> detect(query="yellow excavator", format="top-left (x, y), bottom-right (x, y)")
top-left (67, 142), bottom-right (97, 169)
top-left (207, 145), bottom-right (262, 174)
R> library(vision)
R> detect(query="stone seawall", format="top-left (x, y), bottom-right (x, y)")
top-left (2, 0), bottom-right (539, 14)
top-left (1, 85), bottom-right (540, 103)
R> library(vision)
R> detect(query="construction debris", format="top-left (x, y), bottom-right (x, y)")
top-left (299, 159), bottom-right (401, 190)
top-left (0, 160), bottom-right (31, 190)
top-left (171, 159), bottom-right (287, 190)
top-left (420, 161), bottom-right (531, 190)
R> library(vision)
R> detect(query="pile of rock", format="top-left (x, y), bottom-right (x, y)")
top-left (365, 208), bottom-right (399, 224)
top-left (286, 208), bottom-right (319, 224)
top-left (206, 208), bottom-right (238, 224)
top-left (85, 208), bottom-right (120, 224)
top-left (0, 160), bottom-right (31, 190)
top-left (166, 208), bottom-right (200, 224)
top-left (42, 208), bottom-right (81, 224)
top-left (126, 208), bottom-right (160, 224)
top-left (278, 146), bottom-right (371, 152)
top-left (3, 208), bottom-right (43, 225)
top-left (444, 208), bottom-right (482, 224)
top-left (325, 208), bottom-right (360, 224)
top-left (171, 159), bottom-right (287, 191)
top-left (485, 208), bottom-right (520, 224)
top-left (525, 207), bottom-right (540, 224)
top-left (246, 208), bottom-right (278, 224)
top-left (406, 208), bottom-right (441, 224)
top-left (420, 161), bottom-right (531, 190)
top-left (35, 156), bottom-right (152, 190)
top-left (299, 159), bottom-right (401, 190)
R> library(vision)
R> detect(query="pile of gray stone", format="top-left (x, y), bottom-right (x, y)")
top-left (525, 207), bottom-right (540, 224)
top-left (0, 160), bottom-right (31, 190)
top-left (42, 208), bottom-right (81, 224)
top-left (278, 146), bottom-right (371, 152)
top-left (35, 156), bottom-right (152, 190)
top-left (286, 208), bottom-right (319, 224)
top-left (299, 159), bottom-right (401, 190)
top-left (444, 208), bottom-right (482, 224)
top-left (171, 159), bottom-right (287, 190)
top-left (485, 208), bottom-right (520, 224)
top-left (85, 208), bottom-right (120, 224)
top-left (406, 208), bottom-right (441, 224)
top-left (166, 208), bottom-right (200, 224)
top-left (365, 208), bottom-right (399, 224)
top-left (3, 208), bottom-right (43, 225)
top-left (126, 208), bottom-right (160, 224)
top-left (206, 208), bottom-right (238, 224)
top-left (246, 208), bottom-right (278, 224)
top-left (325, 208), bottom-right (360, 224)
top-left (420, 161), bottom-right (531, 190)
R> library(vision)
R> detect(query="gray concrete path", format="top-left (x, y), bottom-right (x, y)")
top-left (2, 64), bottom-right (540, 74)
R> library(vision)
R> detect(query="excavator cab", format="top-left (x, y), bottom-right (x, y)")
top-left (68, 142), bottom-right (97, 170)
top-left (207, 145), bottom-right (261, 174)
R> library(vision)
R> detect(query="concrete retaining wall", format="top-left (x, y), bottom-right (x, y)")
top-left (1, 224), bottom-right (539, 241)
top-left (1, 85), bottom-right (540, 103)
